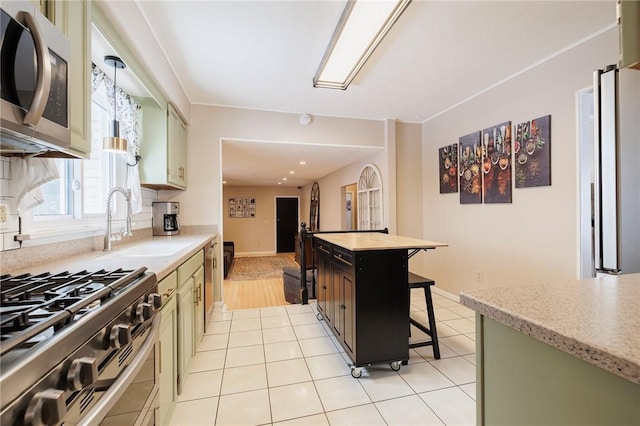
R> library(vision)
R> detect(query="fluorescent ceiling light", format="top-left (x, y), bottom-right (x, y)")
top-left (314, 0), bottom-right (411, 90)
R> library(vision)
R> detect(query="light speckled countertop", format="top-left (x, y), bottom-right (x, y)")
top-left (460, 273), bottom-right (640, 384)
top-left (1, 226), bottom-right (218, 281)
top-left (315, 233), bottom-right (447, 251)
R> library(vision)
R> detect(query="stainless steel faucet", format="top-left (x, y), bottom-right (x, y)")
top-left (104, 187), bottom-right (133, 251)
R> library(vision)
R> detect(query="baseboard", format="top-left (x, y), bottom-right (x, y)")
top-left (432, 286), bottom-right (459, 302)
top-left (236, 251), bottom-right (277, 257)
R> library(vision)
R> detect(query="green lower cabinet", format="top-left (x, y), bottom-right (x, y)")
top-left (177, 276), bottom-right (194, 395)
top-left (477, 315), bottom-right (640, 425)
top-left (159, 295), bottom-right (177, 425)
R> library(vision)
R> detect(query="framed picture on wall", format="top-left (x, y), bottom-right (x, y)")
top-left (228, 197), bottom-right (256, 218)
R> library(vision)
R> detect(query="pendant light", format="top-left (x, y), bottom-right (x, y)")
top-left (103, 55), bottom-right (128, 153)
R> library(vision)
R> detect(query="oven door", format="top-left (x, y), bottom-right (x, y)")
top-left (78, 315), bottom-right (160, 426)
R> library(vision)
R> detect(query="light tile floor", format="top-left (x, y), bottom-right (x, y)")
top-left (169, 290), bottom-right (476, 425)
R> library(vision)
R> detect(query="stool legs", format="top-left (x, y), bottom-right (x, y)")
top-left (408, 282), bottom-right (440, 360)
top-left (423, 286), bottom-right (440, 359)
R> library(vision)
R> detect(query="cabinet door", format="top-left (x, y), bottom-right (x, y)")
top-left (331, 265), bottom-right (343, 337)
top-left (167, 104), bottom-right (187, 188)
top-left (177, 117), bottom-right (188, 187)
top-left (316, 248), bottom-right (331, 321)
top-left (193, 266), bottom-right (205, 348)
top-left (176, 277), bottom-right (194, 395)
top-left (50, 0), bottom-right (91, 157)
top-left (341, 268), bottom-right (355, 354)
top-left (159, 296), bottom-right (177, 425)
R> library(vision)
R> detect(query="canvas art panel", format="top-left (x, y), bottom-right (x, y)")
top-left (515, 115), bottom-right (551, 188)
top-left (482, 121), bottom-right (512, 203)
top-left (439, 143), bottom-right (458, 193)
top-left (459, 131), bottom-right (482, 204)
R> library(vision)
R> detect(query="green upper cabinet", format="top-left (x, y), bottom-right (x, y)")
top-left (167, 103), bottom-right (188, 189)
top-left (139, 102), bottom-right (188, 190)
top-left (48, 0), bottom-right (92, 158)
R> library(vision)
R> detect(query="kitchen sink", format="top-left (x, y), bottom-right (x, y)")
top-left (112, 242), bottom-right (191, 257)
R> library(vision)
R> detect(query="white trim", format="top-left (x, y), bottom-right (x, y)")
top-left (423, 23), bottom-right (617, 123)
top-left (235, 251), bottom-right (277, 257)
top-left (431, 286), bottom-right (460, 303)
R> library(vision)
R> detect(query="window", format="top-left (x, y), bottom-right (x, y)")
top-left (32, 159), bottom-right (72, 216)
top-left (28, 63), bottom-right (139, 233)
top-left (357, 164), bottom-right (383, 230)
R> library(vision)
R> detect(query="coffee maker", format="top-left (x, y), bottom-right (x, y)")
top-left (152, 202), bottom-right (180, 236)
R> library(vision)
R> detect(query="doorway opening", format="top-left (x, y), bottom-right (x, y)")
top-left (275, 197), bottom-right (299, 253)
top-left (341, 183), bottom-right (358, 230)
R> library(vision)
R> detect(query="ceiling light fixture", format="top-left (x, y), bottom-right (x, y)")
top-left (103, 55), bottom-right (128, 154)
top-left (282, 177), bottom-right (288, 181)
top-left (299, 161), bottom-right (306, 165)
top-left (289, 171), bottom-right (295, 174)
top-left (313, 0), bottom-right (411, 90)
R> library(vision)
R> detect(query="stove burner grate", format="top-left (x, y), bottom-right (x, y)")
top-left (0, 268), bottom-right (146, 356)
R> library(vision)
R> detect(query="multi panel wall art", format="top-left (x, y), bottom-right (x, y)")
top-left (438, 114), bottom-right (551, 204)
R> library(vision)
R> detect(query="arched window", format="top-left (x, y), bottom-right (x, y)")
top-left (357, 164), bottom-right (383, 230)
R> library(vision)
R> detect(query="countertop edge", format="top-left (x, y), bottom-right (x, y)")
top-left (459, 293), bottom-right (640, 385)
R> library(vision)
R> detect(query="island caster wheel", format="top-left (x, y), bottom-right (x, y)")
top-left (390, 361), bottom-right (401, 371)
top-left (350, 367), bottom-right (362, 378)
top-left (316, 312), bottom-right (323, 321)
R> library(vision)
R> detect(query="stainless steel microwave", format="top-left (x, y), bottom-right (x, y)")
top-left (0, 1), bottom-right (72, 157)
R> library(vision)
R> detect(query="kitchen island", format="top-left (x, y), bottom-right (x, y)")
top-left (314, 232), bottom-right (446, 377)
top-left (460, 273), bottom-right (640, 425)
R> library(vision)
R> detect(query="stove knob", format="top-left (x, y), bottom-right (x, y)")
top-left (67, 356), bottom-right (98, 391)
top-left (24, 388), bottom-right (66, 426)
top-left (109, 324), bottom-right (132, 349)
top-left (147, 293), bottom-right (162, 310)
top-left (136, 302), bottom-right (153, 323)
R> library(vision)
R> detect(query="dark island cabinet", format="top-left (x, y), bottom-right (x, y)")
top-left (315, 238), bottom-right (409, 375)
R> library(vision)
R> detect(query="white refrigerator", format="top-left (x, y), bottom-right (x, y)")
top-left (592, 66), bottom-right (640, 275)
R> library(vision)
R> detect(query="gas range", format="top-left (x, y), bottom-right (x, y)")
top-left (0, 268), bottom-right (161, 425)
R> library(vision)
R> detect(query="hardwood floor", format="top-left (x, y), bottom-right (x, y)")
top-left (223, 277), bottom-right (289, 311)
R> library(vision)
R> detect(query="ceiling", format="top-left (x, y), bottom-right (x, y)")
top-left (101, 1), bottom-right (616, 187)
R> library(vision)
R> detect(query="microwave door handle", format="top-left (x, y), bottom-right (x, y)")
top-left (19, 10), bottom-right (51, 126)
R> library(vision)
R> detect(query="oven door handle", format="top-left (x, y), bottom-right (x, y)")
top-left (78, 314), bottom-right (161, 426)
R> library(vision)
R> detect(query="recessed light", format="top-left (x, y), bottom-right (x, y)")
top-left (282, 177), bottom-right (288, 181)
top-left (278, 182), bottom-right (282, 185)
top-left (222, 180), bottom-right (227, 184)
top-left (289, 171), bottom-right (295, 174)
top-left (299, 161), bottom-right (306, 165)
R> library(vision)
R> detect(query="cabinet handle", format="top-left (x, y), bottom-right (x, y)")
top-left (322, 285), bottom-right (327, 290)
top-left (340, 305), bottom-right (346, 310)
top-left (162, 288), bottom-right (176, 299)
top-left (159, 341), bottom-right (162, 374)
top-left (198, 286), bottom-right (202, 302)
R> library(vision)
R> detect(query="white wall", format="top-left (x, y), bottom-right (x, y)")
top-left (222, 185), bottom-right (302, 254)
top-left (419, 27), bottom-right (619, 296)
top-left (160, 106), bottom-right (387, 233)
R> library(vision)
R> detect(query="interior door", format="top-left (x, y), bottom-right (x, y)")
top-left (276, 197), bottom-right (298, 252)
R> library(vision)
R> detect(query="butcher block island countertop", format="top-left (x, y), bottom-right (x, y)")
top-left (314, 232), bottom-right (447, 251)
